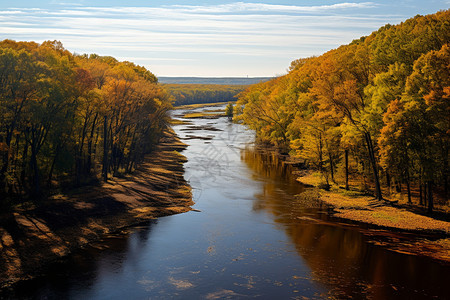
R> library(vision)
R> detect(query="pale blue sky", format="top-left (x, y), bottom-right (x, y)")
top-left (0, 1), bottom-right (449, 77)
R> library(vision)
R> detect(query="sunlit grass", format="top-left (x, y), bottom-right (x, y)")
top-left (335, 206), bottom-right (450, 232)
top-left (182, 112), bottom-right (211, 118)
top-left (203, 108), bottom-right (224, 113)
top-left (181, 111), bottom-right (225, 119)
top-left (299, 172), bottom-right (450, 234)
top-left (170, 119), bottom-right (192, 125)
top-left (296, 172), bottom-right (322, 186)
top-left (322, 192), bottom-right (372, 209)
top-left (175, 101), bottom-right (231, 110)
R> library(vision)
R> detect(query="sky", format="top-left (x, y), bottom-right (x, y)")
top-left (0, 1), bottom-right (449, 77)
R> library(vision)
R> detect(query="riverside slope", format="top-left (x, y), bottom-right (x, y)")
top-left (296, 172), bottom-right (450, 262)
top-left (0, 129), bottom-right (193, 288)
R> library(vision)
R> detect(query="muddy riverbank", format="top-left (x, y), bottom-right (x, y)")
top-left (296, 172), bottom-right (450, 262)
top-left (0, 129), bottom-right (193, 289)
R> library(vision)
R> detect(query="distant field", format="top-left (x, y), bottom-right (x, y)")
top-left (159, 76), bottom-right (273, 85)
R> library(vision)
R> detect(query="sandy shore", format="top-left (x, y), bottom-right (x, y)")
top-left (0, 129), bottom-right (193, 288)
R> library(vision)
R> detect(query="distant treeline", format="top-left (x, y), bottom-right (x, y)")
top-left (164, 84), bottom-right (246, 106)
top-left (159, 77), bottom-right (271, 85)
top-left (235, 10), bottom-right (450, 211)
top-left (0, 40), bottom-right (172, 202)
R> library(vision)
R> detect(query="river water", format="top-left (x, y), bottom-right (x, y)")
top-left (4, 105), bottom-right (449, 299)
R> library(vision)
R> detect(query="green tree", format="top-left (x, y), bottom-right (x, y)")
top-left (0, 39), bottom-right (173, 204)
top-left (225, 102), bottom-right (234, 120)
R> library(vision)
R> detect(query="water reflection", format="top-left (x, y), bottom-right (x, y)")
top-left (5, 221), bottom-right (157, 299)
top-left (242, 147), bottom-right (450, 299)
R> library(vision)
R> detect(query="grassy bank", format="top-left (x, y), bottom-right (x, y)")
top-left (173, 101), bottom-right (230, 119)
top-left (0, 129), bottom-right (193, 289)
top-left (297, 172), bottom-right (450, 262)
top-left (174, 101), bottom-right (232, 110)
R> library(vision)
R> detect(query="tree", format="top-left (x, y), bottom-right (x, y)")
top-left (0, 40), bottom-right (173, 204)
top-left (164, 84), bottom-right (246, 106)
top-left (404, 43), bottom-right (450, 210)
top-left (225, 102), bottom-right (234, 120)
top-left (235, 10), bottom-right (450, 206)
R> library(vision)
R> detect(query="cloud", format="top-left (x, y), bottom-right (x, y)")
top-left (50, 0), bottom-right (85, 6)
top-left (0, 10), bottom-right (26, 14)
top-left (168, 2), bottom-right (377, 14)
top-left (0, 2), bottom-right (401, 76)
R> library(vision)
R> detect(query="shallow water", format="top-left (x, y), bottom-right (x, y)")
top-left (4, 105), bottom-right (449, 299)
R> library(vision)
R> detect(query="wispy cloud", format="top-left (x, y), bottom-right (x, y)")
top-left (0, 2), bottom-right (404, 76)
top-left (168, 2), bottom-right (377, 13)
top-left (50, 0), bottom-right (85, 6)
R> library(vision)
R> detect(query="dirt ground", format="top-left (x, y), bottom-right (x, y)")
top-left (0, 129), bottom-right (193, 289)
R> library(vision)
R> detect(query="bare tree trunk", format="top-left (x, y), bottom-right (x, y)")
top-left (424, 181), bottom-right (428, 208)
top-left (30, 142), bottom-right (40, 198)
top-left (86, 113), bottom-right (98, 175)
top-left (92, 127), bottom-right (101, 170)
top-left (102, 116), bottom-right (108, 182)
top-left (318, 134), bottom-right (323, 175)
top-left (20, 132), bottom-right (29, 190)
top-left (328, 150), bottom-right (335, 183)
top-left (362, 161), bottom-right (367, 191)
top-left (0, 107), bottom-right (23, 193)
top-left (345, 149), bottom-right (349, 190)
top-left (396, 178), bottom-right (401, 193)
top-left (364, 132), bottom-right (382, 200)
top-left (386, 172), bottom-right (391, 196)
top-left (419, 182), bottom-right (423, 206)
top-left (386, 172), bottom-right (391, 188)
top-left (406, 170), bottom-right (412, 204)
top-left (444, 147), bottom-right (449, 203)
top-left (47, 142), bottom-right (61, 188)
top-left (427, 181), bottom-right (433, 213)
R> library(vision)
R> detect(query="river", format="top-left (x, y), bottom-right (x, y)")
top-left (4, 105), bottom-right (449, 299)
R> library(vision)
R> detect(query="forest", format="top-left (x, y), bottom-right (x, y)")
top-left (235, 10), bottom-right (450, 212)
top-left (164, 84), bottom-right (246, 106)
top-left (0, 40), bottom-right (172, 204)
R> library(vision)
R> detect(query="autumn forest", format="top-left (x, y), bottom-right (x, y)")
top-left (1, 11), bottom-right (449, 212)
top-left (1, 5), bottom-right (450, 298)
top-left (235, 10), bottom-right (450, 212)
top-left (164, 84), bottom-right (247, 106)
top-left (0, 40), bottom-right (173, 203)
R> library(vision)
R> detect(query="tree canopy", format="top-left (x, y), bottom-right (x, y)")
top-left (164, 84), bottom-right (246, 106)
top-left (0, 40), bottom-right (173, 202)
top-left (235, 10), bottom-right (450, 210)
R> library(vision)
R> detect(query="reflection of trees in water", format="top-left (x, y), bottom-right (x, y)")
top-left (241, 147), bottom-right (449, 299)
top-left (77, 220), bottom-right (157, 276)
top-left (241, 148), bottom-right (298, 184)
top-left (9, 220), bottom-right (158, 299)
top-left (241, 148), bottom-right (303, 213)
